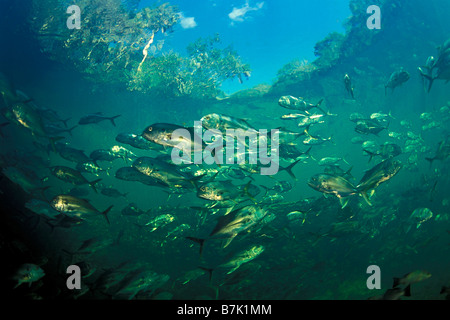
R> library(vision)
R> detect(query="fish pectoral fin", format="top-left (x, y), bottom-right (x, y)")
top-left (222, 235), bottom-right (235, 249)
top-left (339, 197), bottom-right (350, 209)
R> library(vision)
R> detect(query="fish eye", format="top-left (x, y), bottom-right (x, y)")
top-left (200, 186), bottom-right (206, 192)
top-left (148, 127), bottom-right (153, 132)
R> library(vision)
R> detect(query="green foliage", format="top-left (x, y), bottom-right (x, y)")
top-left (313, 32), bottom-right (345, 68)
top-left (31, 0), bottom-right (180, 86)
top-left (127, 34), bottom-right (252, 98)
top-left (31, 2), bottom-right (250, 99)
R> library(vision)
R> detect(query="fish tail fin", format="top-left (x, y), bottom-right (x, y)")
top-left (392, 277), bottom-right (400, 288)
top-left (315, 99), bottom-right (327, 114)
top-left (198, 266), bottom-right (214, 283)
top-left (110, 115), bottom-right (121, 127)
top-left (61, 118), bottom-right (71, 128)
top-left (189, 174), bottom-right (207, 190)
top-left (364, 150), bottom-right (376, 163)
top-left (421, 73), bottom-right (434, 92)
top-left (101, 205), bottom-right (113, 225)
top-left (280, 159), bottom-right (300, 179)
top-left (30, 186), bottom-right (51, 201)
top-left (113, 229), bottom-right (125, 246)
top-left (62, 248), bottom-right (74, 262)
top-left (316, 98), bottom-right (324, 108)
top-left (48, 136), bottom-right (65, 152)
top-left (88, 178), bottom-right (102, 193)
top-left (342, 156), bottom-right (351, 166)
top-left (388, 110), bottom-right (396, 120)
top-left (425, 157), bottom-right (434, 168)
top-left (67, 125), bottom-right (78, 136)
top-left (345, 166), bottom-right (354, 180)
top-left (260, 185), bottom-right (271, 197)
top-left (359, 189), bottom-right (373, 206)
top-left (304, 145), bottom-right (313, 155)
top-left (304, 126), bottom-right (319, 140)
top-left (186, 237), bottom-right (206, 256)
top-left (241, 180), bottom-right (257, 203)
top-left (404, 284), bottom-right (411, 297)
top-left (44, 220), bottom-right (56, 234)
top-left (303, 145), bottom-right (316, 161)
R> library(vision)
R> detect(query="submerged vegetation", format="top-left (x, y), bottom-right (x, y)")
top-left (127, 34), bottom-right (251, 98)
top-left (31, 0), bottom-right (251, 99)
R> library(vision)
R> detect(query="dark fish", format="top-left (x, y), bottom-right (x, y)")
top-left (0, 121), bottom-right (10, 137)
top-left (55, 143), bottom-right (91, 163)
top-left (385, 69), bottom-right (410, 94)
top-left (356, 159), bottom-right (402, 206)
top-left (320, 221), bottom-right (361, 238)
top-left (121, 203), bottom-right (146, 217)
top-left (101, 186), bottom-right (128, 198)
top-left (68, 186), bottom-right (90, 197)
top-left (381, 285), bottom-right (411, 300)
top-left (2, 166), bottom-right (49, 196)
top-left (63, 237), bottom-right (114, 257)
top-left (90, 149), bottom-right (122, 163)
top-left (425, 136), bottom-right (450, 166)
top-left (440, 286), bottom-right (450, 300)
top-left (78, 113), bottom-right (121, 127)
top-left (44, 124), bottom-right (77, 136)
top-left (72, 261), bottom-right (97, 279)
top-left (262, 180), bottom-right (293, 195)
top-left (363, 142), bottom-right (402, 161)
top-left (115, 166), bottom-right (166, 187)
top-left (45, 214), bottom-right (85, 231)
top-left (37, 107), bottom-right (71, 128)
top-left (393, 270), bottom-right (431, 288)
top-left (0, 71), bottom-right (18, 106)
top-left (354, 119), bottom-right (388, 136)
top-left (344, 74), bottom-right (355, 99)
top-left (50, 166), bottom-right (102, 192)
top-left (420, 39), bottom-right (450, 91)
top-left (323, 165), bottom-right (353, 181)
